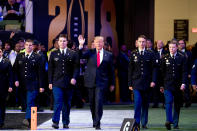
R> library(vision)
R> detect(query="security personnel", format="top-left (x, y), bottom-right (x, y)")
top-left (153, 40), bottom-right (167, 108)
top-left (160, 41), bottom-right (187, 130)
top-left (178, 39), bottom-right (192, 107)
top-left (128, 35), bottom-right (157, 129)
top-left (0, 48), bottom-right (13, 128)
top-left (13, 39), bottom-right (44, 127)
top-left (191, 59), bottom-right (197, 93)
top-left (48, 34), bottom-right (79, 129)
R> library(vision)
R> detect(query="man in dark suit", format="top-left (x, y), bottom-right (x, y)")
top-left (191, 59), bottom-right (197, 93)
top-left (128, 35), bottom-right (157, 129)
top-left (152, 40), bottom-right (167, 108)
top-left (117, 44), bottom-right (130, 102)
top-left (48, 34), bottom-right (79, 129)
top-left (160, 41), bottom-right (187, 130)
top-left (14, 39), bottom-right (44, 127)
top-left (178, 39), bottom-right (192, 107)
top-left (78, 35), bottom-right (115, 130)
top-left (0, 47), bottom-right (13, 128)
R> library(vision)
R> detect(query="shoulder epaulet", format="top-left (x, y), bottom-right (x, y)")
top-left (68, 48), bottom-right (76, 53)
top-left (37, 53), bottom-right (42, 57)
top-left (147, 49), bottom-right (153, 53)
top-left (51, 48), bottom-right (58, 53)
top-left (3, 58), bottom-right (10, 63)
top-left (164, 53), bottom-right (170, 58)
top-left (51, 49), bottom-right (59, 54)
top-left (178, 51), bottom-right (184, 57)
top-left (18, 52), bottom-right (25, 56)
top-left (131, 49), bottom-right (138, 54)
top-left (20, 49), bottom-right (25, 53)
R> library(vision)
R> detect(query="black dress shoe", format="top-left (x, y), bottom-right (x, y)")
top-left (173, 126), bottom-right (179, 129)
top-left (142, 125), bottom-right (148, 129)
top-left (152, 105), bottom-right (159, 108)
top-left (23, 119), bottom-right (30, 126)
top-left (185, 102), bottom-right (191, 108)
top-left (0, 123), bottom-right (4, 128)
top-left (52, 122), bottom-right (59, 129)
top-left (165, 122), bottom-right (171, 130)
top-left (63, 124), bottom-right (69, 129)
top-left (95, 125), bottom-right (101, 130)
top-left (37, 108), bottom-right (44, 112)
top-left (93, 124), bottom-right (96, 128)
top-left (21, 109), bottom-right (26, 112)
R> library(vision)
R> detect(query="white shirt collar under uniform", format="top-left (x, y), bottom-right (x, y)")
top-left (170, 52), bottom-right (177, 58)
top-left (60, 48), bottom-right (67, 54)
top-left (25, 51), bottom-right (33, 58)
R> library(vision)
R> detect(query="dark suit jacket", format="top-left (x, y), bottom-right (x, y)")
top-left (128, 49), bottom-right (157, 91)
top-left (154, 49), bottom-right (168, 86)
top-left (48, 49), bottom-right (79, 88)
top-left (161, 52), bottom-right (188, 91)
top-left (191, 59), bottom-right (197, 85)
top-left (13, 52), bottom-right (44, 91)
top-left (179, 50), bottom-right (193, 75)
top-left (79, 48), bottom-right (115, 88)
top-left (0, 58), bottom-right (13, 98)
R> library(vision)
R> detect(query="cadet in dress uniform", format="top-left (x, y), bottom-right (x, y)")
top-left (160, 41), bottom-right (187, 130)
top-left (48, 34), bottom-right (79, 129)
top-left (128, 35), bottom-right (157, 129)
top-left (0, 48), bottom-right (13, 128)
top-left (13, 39), bottom-right (44, 127)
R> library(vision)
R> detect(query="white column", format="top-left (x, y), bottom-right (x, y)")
top-left (25, 0), bottom-right (33, 33)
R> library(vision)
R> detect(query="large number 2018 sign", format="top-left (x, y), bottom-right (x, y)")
top-left (48, 0), bottom-right (118, 56)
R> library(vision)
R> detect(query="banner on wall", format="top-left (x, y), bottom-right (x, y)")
top-left (33, 0), bottom-right (118, 56)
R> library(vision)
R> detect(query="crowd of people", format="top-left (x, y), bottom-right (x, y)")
top-left (0, 0), bottom-right (25, 21)
top-left (0, 32), bottom-right (197, 130)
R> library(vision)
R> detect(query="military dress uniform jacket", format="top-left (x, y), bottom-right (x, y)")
top-left (0, 58), bottom-right (13, 98)
top-left (13, 52), bottom-right (44, 91)
top-left (160, 52), bottom-right (188, 91)
top-left (48, 49), bottom-right (79, 88)
top-left (128, 49), bottom-right (157, 91)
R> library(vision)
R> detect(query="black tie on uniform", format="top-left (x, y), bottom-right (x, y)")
top-left (61, 51), bottom-right (65, 56)
top-left (140, 51), bottom-right (144, 55)
top-left (26, 54), bottom-right (29, 59)
top-left (172, 55), bottom-right (175, 59)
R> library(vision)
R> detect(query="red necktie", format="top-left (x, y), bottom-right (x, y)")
top-left (97, 50), bottom-right (100, 67)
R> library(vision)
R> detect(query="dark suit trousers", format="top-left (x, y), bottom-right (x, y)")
top-left (88, 87), bottom-right (104, 126)
top-left (0, 97), bottom-right (6, 125)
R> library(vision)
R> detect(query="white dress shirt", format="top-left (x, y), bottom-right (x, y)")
top-left (0, 57), bottom-right (2, 62)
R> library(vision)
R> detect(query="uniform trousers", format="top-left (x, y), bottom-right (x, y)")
top-left (52, 87), bottom-right (73, 125)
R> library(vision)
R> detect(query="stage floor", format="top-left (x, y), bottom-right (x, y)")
top-left (3, 104), bottom-right (197, 130)
top-left (38, 110), bottom-right (134, 131)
